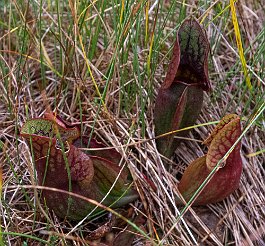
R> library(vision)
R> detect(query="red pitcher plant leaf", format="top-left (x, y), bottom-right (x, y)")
top-left (44, 111), bottom-right (123, 164)
top-left (178, 114), bottom-right (242, 205)
top-left (20, 114), bottom-right (138, 220)
top-left (74, 137), bottom-right (122, 165)
top-left (154, 18), bottom-right (211, 158)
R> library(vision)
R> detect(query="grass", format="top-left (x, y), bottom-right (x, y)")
top-left (1, 0), bottom-right (265, 245)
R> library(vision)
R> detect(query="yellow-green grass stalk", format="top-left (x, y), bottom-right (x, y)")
top-left (230, 0), bottom-right (252, 90)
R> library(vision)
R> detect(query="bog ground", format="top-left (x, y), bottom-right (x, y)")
top-left (0, 1), bottom-right (264, 245)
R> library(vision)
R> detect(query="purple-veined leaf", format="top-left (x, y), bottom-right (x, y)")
top-left (178, 114), bottom-right (242, 205)
top-left (154, 18), bottom-right (210, 158)
top-left (20, 114), bottom-right (138, 220)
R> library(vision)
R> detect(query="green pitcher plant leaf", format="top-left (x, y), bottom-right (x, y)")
top-left (20, 112), bottom-right (138, 220)
top-left (154, 18), bottom-right (210, 158)
top-left (177, 114), bottom-right (242, 205)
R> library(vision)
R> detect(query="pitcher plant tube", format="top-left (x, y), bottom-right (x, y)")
top-left (177, 114), bottom-right (243, 205)
top-left (20, 113), bottom-right (138, 220)
top-left (154, 18), bottom-right (211, 158)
